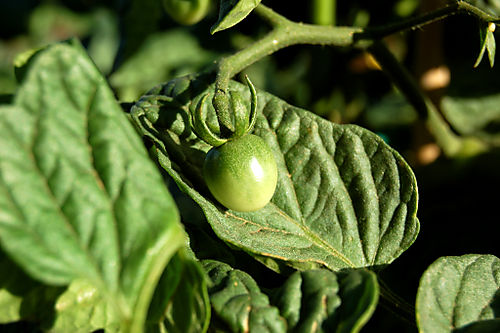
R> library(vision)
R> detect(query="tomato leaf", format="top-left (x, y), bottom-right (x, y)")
top-left (211, 0), bottom-right (262, 34)
top-left (474, 23), bottom-right (496, 68)
top-left (416, 254), bottom-right (500, 333)
top-left (131, 75), bottom-right (419, 272)
top-left (109, 29), bottom-right (217, 101)
top-left (1, 250), bottom-right (119, 332)
top-left (0, 249), bottom-right (63, 325)
top-left (0, 39), bottom-right (185, 331)
top-left (203, 261), bottom-right (378, 332)
top-left (271, 268), bottom-right (378, 333)
top-left (148, 250), bottom-right (211, 333)
top-left (474, 24), bottom-right (489, 68)
top-left (45, 280), bottom-right (121, 332)
top-left (464, 0), bottom-right (500, 16)
top-left (441, 83), bottom-right (500, 147)
top-left (454, 319), bottom-right (500, 333)
top-left (203, 260), bottom-right (287, 332)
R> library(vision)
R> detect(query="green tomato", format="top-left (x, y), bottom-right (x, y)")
top-left (162, 0), bottom-right (210, 25)
top-left (203, 134), bottom-right (278, 212)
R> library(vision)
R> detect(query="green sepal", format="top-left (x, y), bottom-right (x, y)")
top-left (193, 94), bottom-right (228, 147)
top-left (230, 90), bottom-right (249, 138)
top-left (245, 75), bottom-right (258, 134)
top-left (212, 89), bottom-right (235, 133)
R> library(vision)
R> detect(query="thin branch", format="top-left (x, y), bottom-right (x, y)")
top-left (368, 41), bottom-right (464, 156)
top-left (253, 4), bottom-right (290, 27)
top-left (360, 1), bottom-right (500, 40)
top-left (214, 2), bottom-right (500, 93)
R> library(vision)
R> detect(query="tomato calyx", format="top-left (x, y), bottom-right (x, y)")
top-left (192, 75), bottom-right (257, 147)
top-left (192, 76), bottom-right (278, 212)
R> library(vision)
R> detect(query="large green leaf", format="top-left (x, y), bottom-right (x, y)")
top-left (211, 0), bottom-right (262, 34)
top-left (416, 254), bottom-right (500, 333)
top-left (272, 268), bottom-right (378, 333)
top-left (131, 75), bottom-right (419, 272)
top-left (203, 260), bottom-right (287, 332)
top-left (0, 40), bottom-right (185, 332)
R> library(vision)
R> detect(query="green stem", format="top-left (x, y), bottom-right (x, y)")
top-left (214, 2), bottom-right (500, 93)
top-left (368, 41), bottom-right (463, 156)
top-left (361, 1), bottom-right (500, 40)
top-left (215, 4), bottom-right (360, 92)
top-left (312, 0), bottom-right (336, 26)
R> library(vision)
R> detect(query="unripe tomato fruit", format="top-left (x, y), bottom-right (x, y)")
top-left (161, 0), bottom-right (210, 25)
top-left (203, 134), bottom-right (278, 212)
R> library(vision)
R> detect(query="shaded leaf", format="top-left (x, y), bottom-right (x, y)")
top-left (464, 0), bottom-right (500, 16)
top-left (416, 254), bottom-right (500, 333)
top-left (48, 280), bottom-right (120, 333)
top-left (454, 319), bottom-right (500, 333)
top-left (148, 250), bottom-right (210, 333)
top-left (1, 250), bottom-right (118, 332)
top-left (211, 0), bottom-right (262, 34)
top-left (109, 29), bottom-right (217, 101)
top-left (113, 0), bottom-right (165, 69)
top-left (441, 91), bottom-right (500, 146)
top-left (0, 249), bottom-right (62, 325)
top-left (203, 260), bottom-right (286, 333)
top-left (28, 4), bottom-right (119, 75)
top-left (272, 268), bottom-right (378, 333)
top-left (131, 75), bottom-right (419, 273)
top-left (0, 39), bottom-right (184, 331)
top-left (363, 92), bottom-right (418, 130)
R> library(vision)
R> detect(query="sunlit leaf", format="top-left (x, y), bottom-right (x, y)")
top-left (211, 0), bottom-right (262, 34)
top-left (0, 39), bottom-right (184, 332)
top-left (131, 75), bottom-right (419, 273)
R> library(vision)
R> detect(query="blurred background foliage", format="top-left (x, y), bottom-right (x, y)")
top-left (2, 0), bottom-right (500, 161)
top-left (1, 0), bottom-right (500, 331)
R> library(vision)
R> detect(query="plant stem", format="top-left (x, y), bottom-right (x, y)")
top-left (360, 0), bottom-right (500, 40)
top-left (312, 0), bottom-right (336, 26)
top-left (215, 4), bottom-right (361, 92)
top-left (214, 2), bottom-right (499, 94)
top-left (368, 41), bottom-right (464, 156)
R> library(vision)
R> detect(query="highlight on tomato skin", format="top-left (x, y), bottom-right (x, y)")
top-left (162, 0), bottom-right (211, 25)
top-left (203, 134), bottom-right (278, 212)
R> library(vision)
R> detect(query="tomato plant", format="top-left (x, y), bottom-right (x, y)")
top-left (1, 1), bottom-right (500, 332)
